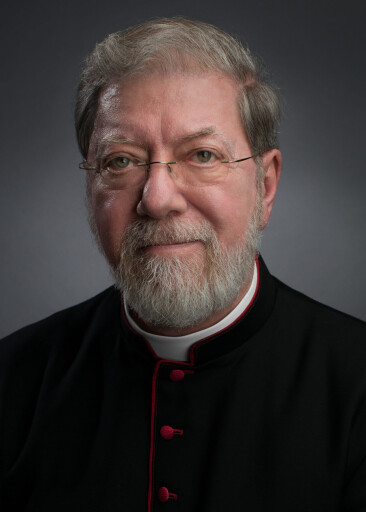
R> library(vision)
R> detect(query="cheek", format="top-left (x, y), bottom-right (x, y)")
top-left (195, 180), bottom-right (257, 246)
top-left (91, 187), bottom-right (138, 266)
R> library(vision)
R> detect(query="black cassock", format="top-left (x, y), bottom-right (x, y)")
top-left (1, 257), bottom-right (365, 511)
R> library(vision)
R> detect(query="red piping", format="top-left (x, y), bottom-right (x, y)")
top-left (147, 360), bottom-right (161, 512)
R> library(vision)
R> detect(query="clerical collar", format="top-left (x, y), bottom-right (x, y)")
top-left (124, 261), bottom-right (258, 362)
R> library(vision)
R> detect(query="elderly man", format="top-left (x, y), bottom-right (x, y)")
top-left (1, 17), bottom-right (365, 511)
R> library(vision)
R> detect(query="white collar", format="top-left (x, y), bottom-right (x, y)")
top-left (124, 260), bottom-right (258, 362)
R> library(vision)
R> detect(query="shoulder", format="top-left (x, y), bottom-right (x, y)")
top-left (258, 257), bottom-right (365, 345)
top-left (271, 276), bottom-right (366, 383)
top-left (0, 286), bottom-right (121, 368)
top-left (274, 277), bottom-right (365, 337)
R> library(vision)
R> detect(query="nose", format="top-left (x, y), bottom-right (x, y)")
top-left (136, 162), bottom-right (188, 219)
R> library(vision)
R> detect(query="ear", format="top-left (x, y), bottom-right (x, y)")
top-left (259, 149), bottom-right (282, 230)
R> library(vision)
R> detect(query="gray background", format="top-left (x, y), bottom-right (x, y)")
top-left (0, 0), bottom-right (365, 338)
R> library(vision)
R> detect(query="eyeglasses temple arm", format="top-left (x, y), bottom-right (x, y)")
top-left (79, 162), bottom-right (97, 171)
top-left (221, 155), bottom-right (256, 164)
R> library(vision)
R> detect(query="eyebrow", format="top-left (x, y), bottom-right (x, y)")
top-left (176, 126), bottom-right (235, 157)
top-left (176, 126), bottom-right (216, 142)
top-left (99, 136), bottom-right (148, 150)
top-left (97, 126), bottom-right (235, 157)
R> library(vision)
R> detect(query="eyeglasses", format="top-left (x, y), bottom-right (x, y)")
top-left (79, 151), bottom-right (256, 189)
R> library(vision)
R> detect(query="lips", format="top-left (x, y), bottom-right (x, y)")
top-left (147, 239), bottom-right (198, 246)
top-left (139, 239), bottom-right (200, 250)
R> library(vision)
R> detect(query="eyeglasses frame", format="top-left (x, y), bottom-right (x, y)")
top-left (78, 155), bottom-right (256, 173)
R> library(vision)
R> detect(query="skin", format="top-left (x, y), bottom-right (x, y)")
top-left (87, 72), bottom-right (281, 335)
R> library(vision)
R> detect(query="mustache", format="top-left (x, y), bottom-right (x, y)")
top-left (120, 218), bottom-right (216, 251)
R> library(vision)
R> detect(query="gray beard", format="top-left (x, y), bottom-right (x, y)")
top-left (112, 206), bottom-right (262, 330)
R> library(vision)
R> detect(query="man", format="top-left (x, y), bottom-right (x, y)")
top-left (0, 17), bottom-right (365, 511)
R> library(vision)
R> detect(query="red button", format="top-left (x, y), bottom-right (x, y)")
top-left (158, 486), bottom-right (178, 502)
top-left (160, 425), bottom-right (184, 440)
top-left (169, 369), bottom-right (185, 382)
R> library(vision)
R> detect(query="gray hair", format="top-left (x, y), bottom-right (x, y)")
top-left (75, 17), bottom-right (280, 160)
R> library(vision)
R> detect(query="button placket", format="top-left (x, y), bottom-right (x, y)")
top-left (153, 366), bottom-right (194, 507)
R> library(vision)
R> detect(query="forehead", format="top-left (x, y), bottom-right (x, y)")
top-left (89, 72), bottom-right (248, 153)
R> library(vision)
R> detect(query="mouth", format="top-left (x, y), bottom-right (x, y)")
top-left (139, 240), bottom-right (202, 253)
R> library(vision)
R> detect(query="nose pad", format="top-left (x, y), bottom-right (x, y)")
top-left (146, 161), bottom-right (176, 176)
top-left (142, 160), bottom-right (179, 190)
top-left (136, 161), bottom-right (187, 219)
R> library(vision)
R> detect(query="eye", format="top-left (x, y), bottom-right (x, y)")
top-left (190, 150), bottom-right (220, 165)
top-left (198, 151), bottom-right (211, 163)
top-left (106, 156), bottom-right (132, 171)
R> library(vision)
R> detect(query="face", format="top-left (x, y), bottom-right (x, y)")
top-left (87, 72), bottom-right (280, 334)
